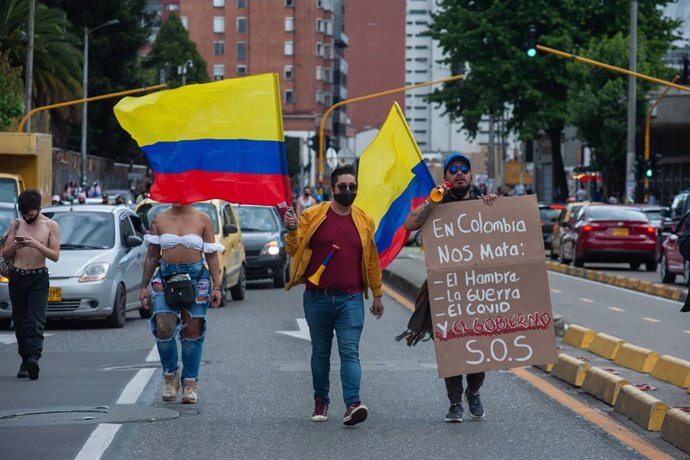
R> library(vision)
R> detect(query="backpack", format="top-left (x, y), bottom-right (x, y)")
top-left (678, 211), bottom-right (690, 261)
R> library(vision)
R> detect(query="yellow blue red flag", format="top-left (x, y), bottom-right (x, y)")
top-left (113, 74), bottom-right (290, 205)
top-left (354, 102), bottom-right (435, 269)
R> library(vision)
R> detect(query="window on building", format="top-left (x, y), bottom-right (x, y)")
top-left (323, 67), bottom-right (332, 83)
top-left (180, 16), bottom-right (188, 29)
top-left (237, 42), bottom-right (246, 60)
top-left (284, 41), bottom-right (294, 56)
top-left (315, 65), bottom-right (322, 80)
top-left (324, 20), bottom-right (333, 35)
top-left (168, 4), bottom-right (180, 11)
top-left (213, 0), bottom-right (224, 7)
top-left (285, 89), bottom-right (294, 104)
top-left (415, 20), bottom-right (429, 25)
top-left (316, 18), bottom-right (323, 32)
top-left (415, 45), bottom-right (428, 49)
top-left (284, 65), bottom-right (294, 80)
top-left (213, 16), bottom-right (225, 33)
top-left (316, 0), bottom-right (323, 8)
top-left (237, 0), bottom-right (246, 7)
top-left (409, 9), bottom-right (427, 14)
top-left (323, 44), bottom-right (331, 59)
top-left (236, 65), bottom-right (247, 76)
top-left (285, 0), bottom-right (294, 7)
top-left (285, 17), bottom-right (294, 32)
top-left (237, 17), bottom-right (246, 33)
top-left (322, 92), bottom-right (332, 105)
top-left (213, 41), bottom-right (225, 55)
top-left (213, 64), bottom-right (225, 80)
top-left (316, 42), bottom-right (323, 57)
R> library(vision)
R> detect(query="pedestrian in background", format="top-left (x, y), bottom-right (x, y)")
top-left (284, 164), bottom-right (384, 426)
top-left (402, 153), bottom-right (497, 423)
top-left (296, 186), bottom-right (317, 216)
top-left (1, 190), bottom-right (60, 380)
top-left (139, 204), bottom-right (223, 404)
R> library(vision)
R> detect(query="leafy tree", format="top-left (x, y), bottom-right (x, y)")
top-left (143, 14), bottom-right (209, 88)
top-left (0, 52), bottom-right (24, 130)
top-left (43, 0), bottom-right (152, 162)
top-left (0, 0), bottom-right (82, 133)
top-left (426, 0), bottom-right (680, 202)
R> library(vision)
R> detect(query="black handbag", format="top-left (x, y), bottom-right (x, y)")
top-left (164, 270), bottom-right (204, 308)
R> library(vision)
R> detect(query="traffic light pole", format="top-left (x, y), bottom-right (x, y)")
top-left (643, 75), bottom-right (679, 196)
top-left (317, 74), bottom-right (465, 186)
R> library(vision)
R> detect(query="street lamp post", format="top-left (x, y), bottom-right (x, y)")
top-left (81, 19), bottom-right (119, 188)
top-left (177, 60), bottom-right (193, 86)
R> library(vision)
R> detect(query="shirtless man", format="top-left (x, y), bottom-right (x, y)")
top-left (139, 204), bottom-right (222, 403)
top-left (1, 190), bottom-right (60, 380)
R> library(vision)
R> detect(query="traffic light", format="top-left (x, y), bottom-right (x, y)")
top-left (526, 25), bottom-right (537, 58)
top-left (645, 160), bottom-right (653, 178)
top-left (681, 57), bottom-right (690, 86)
top-left (654, 153), bottom-right (663, 177)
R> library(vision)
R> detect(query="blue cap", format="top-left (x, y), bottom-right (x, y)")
top-left (444, 153), bottom-right (472, 173)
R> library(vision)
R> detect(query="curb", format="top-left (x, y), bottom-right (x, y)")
top-left (614, 343), bottom-right (659, 374)
top-left (650, 355), bottom-right (690, 388)
top-left (581, 367), bottom-right (629, 406)
top-left (552, 353), bottom-right (590, 387)
top-left (563, 324), bottom-right (595, 349)
top-left (589, 332), bottom-right (624, 360)
top-left (545, 261), bottom-right (687, 302)
top-left (661, 408), bottom-right (690, 454)
top-left (614, 385), bottom-right (668, 432)
top-left (382, 269), bottom-right (419, 302)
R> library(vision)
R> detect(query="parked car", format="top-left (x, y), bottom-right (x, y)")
top-left (551, 201), bottom-right (598, 261)
top-left (406, 229), bottom-right (422, 247)
top-left (659, 218), bottom-right (690, 285)
top-left (0, 203), bottom-right (20, 328)
top-left (539, 204), bottom-right (564, 250)
top-left (0, 205), bottom-right (147, 329)
top-left (559, 205), bottom-right (658, 270)
top-left (232, 204), bottom-right (290, 288)
top-left (135, 199), bottom-right (246, 306)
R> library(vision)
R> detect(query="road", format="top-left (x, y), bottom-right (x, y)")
top-left (3, 280), bottom-right (683, 459)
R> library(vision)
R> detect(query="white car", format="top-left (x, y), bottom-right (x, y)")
top-left (0, 205), bottom-right (147, 329)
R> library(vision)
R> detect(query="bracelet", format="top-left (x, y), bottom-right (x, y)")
top-left (212, 287), bottom-right (221, 291)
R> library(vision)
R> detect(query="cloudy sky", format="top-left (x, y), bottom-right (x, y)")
top-left (664, 1), bottom-right (690, 45)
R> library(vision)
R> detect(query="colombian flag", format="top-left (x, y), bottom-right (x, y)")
top-left (113, 74), bottom-right (290, 205)
top-left (355, 102), bottom-right (435, 269)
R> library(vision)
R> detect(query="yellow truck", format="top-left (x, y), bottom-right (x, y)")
top-left (0, 133), bottom-right (52, 205)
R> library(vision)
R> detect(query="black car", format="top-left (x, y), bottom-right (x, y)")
top-left (233, 204), bottom-right (290, 288)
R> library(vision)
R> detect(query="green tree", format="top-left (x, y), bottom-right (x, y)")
top-left (0, 0), bottom-right (82, 132)
top-left (144, 14), bottom-right (209, 88)
top-left (0, 52), bottom-right (24, 130)
top-left (43, 0), bottom-right (152, 163)
top-left (426, 0), bottom-right (680, 202)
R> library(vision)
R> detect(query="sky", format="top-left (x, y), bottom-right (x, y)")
top-left (665, 1), bottom-right (690, 45)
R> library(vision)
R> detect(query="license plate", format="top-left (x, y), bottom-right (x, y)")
top-left (612, 228), bottom-right (629, 236)
top-left (48, 287), bottom-right (62, 302)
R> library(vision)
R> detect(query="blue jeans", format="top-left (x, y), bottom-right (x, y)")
top-left (303, 290), bottom-right (364, 407)
top-left (149, 260), bottom-right (210, 381)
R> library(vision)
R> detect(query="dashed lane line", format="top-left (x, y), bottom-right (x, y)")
top-left (579, 298), bottom-right (595, 303)
top-left (641, 317), bottom-right (660, 323)
top-left (608, 307), bottom-right (625, 312)
top-left (550, 289), bottom-right (562, 294)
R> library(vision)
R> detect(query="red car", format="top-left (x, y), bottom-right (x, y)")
top-left (560, 205), bottom-right (658, 270)
top-left (660, 227), bottom-right (690, 285)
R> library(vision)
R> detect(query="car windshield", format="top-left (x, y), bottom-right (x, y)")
top-left (234, 207), bottom-right (279, 232)
top-left (0, 179), bottom-right (18, 203)
top-left (539, 208), bottom-right (561, 223)
top-left (143, 203), bottom-right (219, 234)
top-left (643, 210), bottom-right (663, 222)
top-left (45, 212), bottom-right (115, 249)
top-left (588, 208), bottom-right (648, 222)
top-left (0, 208), bottom-right (16, 235)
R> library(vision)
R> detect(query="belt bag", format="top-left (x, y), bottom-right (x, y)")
top-left (164, 271), bottom-right (203, 308)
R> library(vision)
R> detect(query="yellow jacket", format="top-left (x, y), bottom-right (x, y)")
top-left (285, 202), bottom-right (383, 298)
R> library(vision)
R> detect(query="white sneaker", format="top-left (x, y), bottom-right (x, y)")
top-left (162, 372), bottom-right (180, 402)
top-left (182, 378), bottom-right (197, 404)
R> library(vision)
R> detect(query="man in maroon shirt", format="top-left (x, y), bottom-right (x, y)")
top-left (284, 164), bottom-right (384, 426)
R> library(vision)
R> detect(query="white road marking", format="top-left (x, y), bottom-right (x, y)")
top-left (0, 332), bottom-right (52, 345)
top-left (580, 298), bottom-right (594, 303)
top-left (550, 289), bottom-right (562, 294)
top-left (641, 317), bottom-right (660, 323)
top-left (608, 307), bottom-right (625, 312)
top-left (276, 318), bottom-right (310, 341)
top-left (146, 345), bottom-right (159, 362)
top-left (116, 368), bottom-right (156, 404)
top-left (74, 423), bottom-right (121, 460)
top-left (684, 330), bottom-right (690, 335)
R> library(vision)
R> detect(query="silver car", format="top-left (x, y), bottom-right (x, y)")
top-left (0, 205), bottom-right (146, 329)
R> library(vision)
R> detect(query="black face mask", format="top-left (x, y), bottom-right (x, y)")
top-left (333, 191), bottom-right (356, 207)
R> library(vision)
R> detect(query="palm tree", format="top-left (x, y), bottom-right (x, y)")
top-left (0, 0), bottom-right (82, 133)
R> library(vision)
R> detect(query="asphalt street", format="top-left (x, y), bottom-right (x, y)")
top-left (0, 276), bottom-right (681, 459)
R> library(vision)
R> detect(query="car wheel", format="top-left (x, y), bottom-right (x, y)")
top-left (660, 255), bottom-right (675, 283)
top-left (645, 261), bottom-right (657, 272)
top-left (273, 263), bottom-right (286, 288)
top-left (629, 262), bottom-right (640, 271)
top-left (218, 271), bottom-right (227, 307)
top-left (414, 230), bottom-right (423, 247)
top-left (107, 284), bottom-right (127, 328)
top-left (230, 265), bottom-right (246, 301)
top-left (0, 318), bottom-right (10, 330)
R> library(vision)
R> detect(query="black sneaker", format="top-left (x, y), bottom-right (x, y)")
top-left (26, 359), bottom-right (39, 380)
top-left (343, 402), bottom-right (368, 426)
top-left (445, 404), bottom-right (463, 423)
top-left (464, 391), bottom-right (485, 419)
top-left (16, 362), bottom-right (28, 379)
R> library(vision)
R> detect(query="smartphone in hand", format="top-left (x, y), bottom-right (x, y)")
top-left (14, 236), bottom-right (25, 242)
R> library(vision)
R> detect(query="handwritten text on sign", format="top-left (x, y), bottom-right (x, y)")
top-left (422, 195), bottom-right (558, 377)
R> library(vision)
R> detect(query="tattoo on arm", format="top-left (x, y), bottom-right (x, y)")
top-left (412, 201), bottom-right (433, 226)
top-left (141, 246), bottom-right (160, 285)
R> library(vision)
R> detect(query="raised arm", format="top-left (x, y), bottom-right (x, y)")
top-left (404, 198), bottom-right (438, 231)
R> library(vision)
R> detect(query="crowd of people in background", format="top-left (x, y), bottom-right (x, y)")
top-left (55, 180), bottom-right (151, 207)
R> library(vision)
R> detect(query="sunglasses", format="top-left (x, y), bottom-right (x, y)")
top-left (335, 183), bottom-right (358, 192)
top-left (448, 164), bottom-right (470, 175)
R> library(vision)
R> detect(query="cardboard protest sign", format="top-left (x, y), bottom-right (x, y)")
top-left (421, 195), bottom-right (558, 377)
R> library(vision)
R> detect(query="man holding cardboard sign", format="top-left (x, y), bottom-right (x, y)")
top-left (405, 153), bottom-right (557, 425)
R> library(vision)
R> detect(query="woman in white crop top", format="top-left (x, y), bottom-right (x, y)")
top-left (138, 203), bottom-right (223, 404)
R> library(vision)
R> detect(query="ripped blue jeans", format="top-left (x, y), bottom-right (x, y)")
top-left (149, 260), bottom-right (210, 381)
